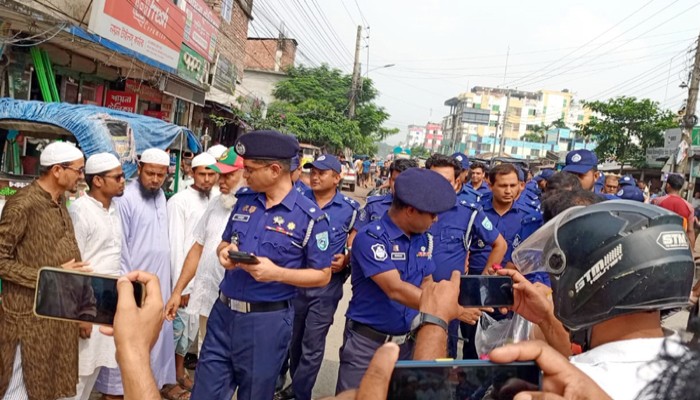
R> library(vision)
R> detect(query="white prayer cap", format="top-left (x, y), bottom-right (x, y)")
top-left (191, 153), bottom-right (217, 169)
top-left (40, 141), bottom-right (83, 166)
top-left (207, 144), bottom-right (227, 159)
top-left (140, 148), bottom-right (170, 166)
top-left (85, 153), bottom-right (121, 175)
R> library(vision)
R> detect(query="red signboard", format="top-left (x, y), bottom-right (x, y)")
top-left (125, 79), bottom-right (162, 103)
top-left (183, 0), bottom-right (220, 61)
top-left (144, 110), bottom-right (170, 121)
top-left (105, 90), bottom-right (137, 113)
top-left (89, 0), bottom-right (186, 69)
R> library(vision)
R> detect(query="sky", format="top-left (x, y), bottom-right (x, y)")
top-left (250, 0), bottom-right (700, 146)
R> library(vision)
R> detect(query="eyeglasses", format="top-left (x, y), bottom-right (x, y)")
top-left (61, 165), bottom-right (85, 174)
top-left (243, 164), bottom-right (271, 175)
top-left (101, 173), bottom-right (126, 181)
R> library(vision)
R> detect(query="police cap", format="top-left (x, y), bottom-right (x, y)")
top-left (394, 168), bottom-right (456, 214)
top-left (451, 152), bottom-right (470, 170)
top-left (234, 130), bottom-right (300, 160)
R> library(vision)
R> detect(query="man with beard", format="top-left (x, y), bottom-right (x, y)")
top-left (67, 153), bottom-right (126, 400)
top-left (0, 141), bottom-right (87, 399)
top-left (165, 148), bottom-right (246, 352)
top-left (95, 148), bottom-right (176, 399)
top-left (165, 152), bottom-right (218, 395)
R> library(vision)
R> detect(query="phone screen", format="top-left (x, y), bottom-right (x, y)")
top-left (388, 361), bottom-right (540, 400)
top-left (459, 276), bottom-right (514, 307)
top-left (34, 268), bottom-right (144, 326)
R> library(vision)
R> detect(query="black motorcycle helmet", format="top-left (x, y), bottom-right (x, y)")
top-left (513, 200), bottom-right (694, 331)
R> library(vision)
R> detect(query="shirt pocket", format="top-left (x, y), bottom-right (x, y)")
top-left (260, 227), bottom-right (304, 262)
top-left (440, 227), bottom-right (465, 252)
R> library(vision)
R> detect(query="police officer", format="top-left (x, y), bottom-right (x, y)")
top-left (452, 153), bottom-right (483, 204)
top-left (191, 130), bottom-right (332, 400)
top-left (354, 158), bottom-right (418, 230)
top-left (336, 168), bottom-right (466, 393)
top-left (515, 166), bottom-right (542, 214)
top-left (467, 161), bottom-right (491, 195)
top-left (291, 154), bottom-right (311, 194)
top-left (533, 168), bottom-right (554, 194)
top-left (276, 154), bottom-right (359, 400)
top-left (562, 149), bottom-right (600, 192)
top-left (425, 153), bottom-right (508, 358)
top-left (461, 163), bottom-right (543, 359)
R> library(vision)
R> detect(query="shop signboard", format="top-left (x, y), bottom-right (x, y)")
top-left (212, 55), bottom-right (236, 93)
top-left (126, 79), bottom-right (163, 103)
top-left (144, 110), bottom-right (170, 121)
top-left (89, 0), bottom-right (186, 70)
top-left (183, 0), bottom-right (220, 61)
top-left (105, 90), bottom-right (137, 113)
top-left (177, 44), bottom-right (208, 85)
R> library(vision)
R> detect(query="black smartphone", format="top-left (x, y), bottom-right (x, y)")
top-left (228, 250), bottom-right (260, 264)
top-left (459, 275), bottom-right (514, 307)
top-left (388, 360), bottom-right (541, 400)
top-left (34, 267), bottom-right (144, 326)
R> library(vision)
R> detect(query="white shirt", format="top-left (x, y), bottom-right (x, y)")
top-left (570, 334), bottom-right (686, 400)
top-left (188, 194), bottom-right (236, 318)
top-left (167, 186), bottom-right (213, 295)
top-left (68, 194), bottom-right (122, 375)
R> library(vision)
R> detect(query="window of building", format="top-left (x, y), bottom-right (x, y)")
top-left (577, 114), bottom-right (584, 121)
top-left (511, 146), bottom-right (518, 154)
top-left (492, 105), bottom-right (500, 112)
top-left (543, 106), bottom-right (547, 115)
top-left (528, 109), bottom-right (536, 116)
top-left (473, 103), bottom-right (481, 109)
top-left (489, 120), bottom-right (497, 127)
top-left (221, 0), bottom-right (233, 23)
top-left (530, 149), bottom-right (540, 157)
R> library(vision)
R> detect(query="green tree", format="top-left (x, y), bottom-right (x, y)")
top-left (579, 96), bottom-right (677, 168)
top-left (521, 123), bottom-right (548, 143)
top-left (409, 146), bottom-right (431, 159)
top-left (256, 65), bottom-right (397, 155)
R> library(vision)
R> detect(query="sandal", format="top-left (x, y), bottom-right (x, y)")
top-left (177, 373), bottom-right (194, 391)
top-left (161, 383), bottom-right (191, 400)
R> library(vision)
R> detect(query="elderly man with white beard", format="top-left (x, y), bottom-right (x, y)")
top-left (165, 148), bottom-right (246, 354)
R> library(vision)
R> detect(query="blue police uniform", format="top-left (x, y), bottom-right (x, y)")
top-left (336, 213), bottom-right (435, 393)
top-left (457, 185), bottom-right (484, 205)
top-left (294, 179), bottom-right (310, 194)
top-left (289, 190), bottom-right (358, 400)
top-left (428, 199), bottom-right (501, 358)
top-left (525, 180), bottom-right (541, 198)
top-left (355, 193), bottom-right (392, 230)
top-left (466, 181), bottom-right (491, 195)
top-left (192, 130), bottom-right (332, 400)
top-left (461, 200), bottom-right (543, 359)
top-left (516, 188), bottom-right (542, 214)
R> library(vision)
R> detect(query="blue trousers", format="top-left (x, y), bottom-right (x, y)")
top-left (289, 273), bottom-right (345, 400)
top-left (335, 321), bottom-right (414, 394)
top-left (191, 300), bottom-right (293, 400)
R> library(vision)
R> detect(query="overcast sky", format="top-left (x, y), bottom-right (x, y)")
top-left (250, 0), bottom-right (700, 146)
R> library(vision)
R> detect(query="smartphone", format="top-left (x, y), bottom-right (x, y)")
top-left (228, 250), bottom-right (260, 264)
top-left (388, 360), bottom-right (541, 400)
top-left (459, 275), bottom-right (514, 307)
top-left (34, 267), bottom-right (144, 326)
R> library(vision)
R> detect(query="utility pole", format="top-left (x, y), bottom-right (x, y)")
top-left (677, 31), bottom-right (700, 196)
top-left (348, 25), bottom-right (362, 119)
top-left (499, 92), bottom-right (511, 157)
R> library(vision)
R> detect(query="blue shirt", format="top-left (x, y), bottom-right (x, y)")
top-left (346, 213), bottom-right (436, 334)
top-left (362, 160), bottom-right (371, 173)
top-left (220, 187), bottom-right (332, 302)
top-left (294, 179), bottom-right (310, 194)
top-left (525, 180), bottom-right (541, 198)
top-left (468, 201), bottom-right (543, 273)
top-left (355, 193), bottom-right (393, 230)
top-left (515, 190), bottom-right (541, 214)
top-left (304, 189), bottom-right (359, 257)
top-left (429, 200), bottom-right (500, 281)
top-left (466, 181), bottom-right (491, 195)
top-left (457, 186), bottom-right (483, 205)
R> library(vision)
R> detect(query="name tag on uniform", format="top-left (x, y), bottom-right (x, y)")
top-left (232, 214), bottom-right (250, 222)
top-left (391, 252), bottom-right (406, 260)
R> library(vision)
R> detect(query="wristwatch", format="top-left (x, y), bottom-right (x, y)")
top-left (410, 312), bottom-right (448, 336)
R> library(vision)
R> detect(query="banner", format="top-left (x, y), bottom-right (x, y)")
top-left (212, 55), bottom-right (236, 93)
top-left (105, 90), bottom-right (137, 113)
top-left (89, 0), bottom-right (186, 69)
top-left (183, 0), bottom-right (220, 61)
top-left (144, 110), bottom-right (170, 121)
top-left (125, 79), bottom-right (163, 103)
top-left (177, 44), bottom-right (208, 85)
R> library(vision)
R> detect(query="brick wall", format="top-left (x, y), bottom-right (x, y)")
top-left (206, 0), bottom-right (252, 83)
top-left (245, 38), bottom-right (297, 72)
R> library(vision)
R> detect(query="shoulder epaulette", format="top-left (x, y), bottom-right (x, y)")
top-left (235, 186), bottom-right (256, 196)
top-left (342, 195), bottom-right (361, 210)
top-left (365, 223), bottom-right (384, 239)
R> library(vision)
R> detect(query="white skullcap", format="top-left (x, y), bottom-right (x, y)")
top-left (85, 153), bottom-right (121, 175)
top-left (207, 144), bottom-right (227, 159)
top-left (140, 148), bottom-right (170, 166)
top-left (40, 141), bottom-right (83, 166)
top-left (191, 153), bottom-right (217, 169)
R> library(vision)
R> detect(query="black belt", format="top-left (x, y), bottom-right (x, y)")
top-left (347, 319), bottom-right (410, 345)
top-left (218, 293), bottom-right (290, 313)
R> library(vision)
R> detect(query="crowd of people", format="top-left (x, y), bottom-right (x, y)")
top-left (0, 130), bottom-right (698, 400)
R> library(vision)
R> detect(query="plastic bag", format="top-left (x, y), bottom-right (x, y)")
top-left (474, 312), bottom-right (532, 358)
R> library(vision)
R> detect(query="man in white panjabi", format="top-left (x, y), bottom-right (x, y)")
top-left (66, 153), bottom-right (125, 400)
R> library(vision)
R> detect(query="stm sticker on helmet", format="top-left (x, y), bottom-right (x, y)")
top-left (575, 244), bottom-right (623, 293)
top-left (656, 232), bottom-right (689, 250)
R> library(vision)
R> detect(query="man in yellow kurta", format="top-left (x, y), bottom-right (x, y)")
top-left (0, 142), bottom-right (87, 400)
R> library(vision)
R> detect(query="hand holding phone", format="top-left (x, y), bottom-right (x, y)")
top-left (459, 275), bottom-right (514, 307)
top-left (228, 250), bottom-right (260, 265)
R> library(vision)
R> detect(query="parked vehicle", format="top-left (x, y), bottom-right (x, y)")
top-left (340, 160), bottom-right (357, 192)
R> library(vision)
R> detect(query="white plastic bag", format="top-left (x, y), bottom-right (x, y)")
top-left (474, 312), bottom-right (531, 358)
